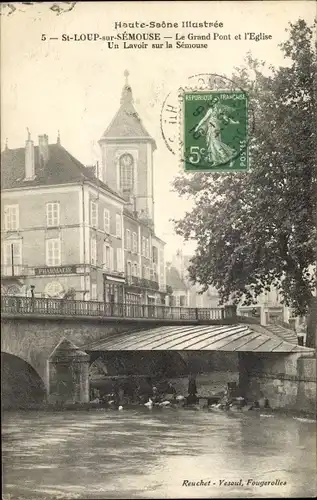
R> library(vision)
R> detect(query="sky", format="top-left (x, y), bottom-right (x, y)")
top-left (1, 1), bottom-right (316, 259)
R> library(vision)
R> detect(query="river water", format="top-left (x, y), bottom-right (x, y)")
top-left (2, 409), bottom-right (316, 499)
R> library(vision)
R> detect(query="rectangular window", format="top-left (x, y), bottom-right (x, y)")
top-left (4, 241), bottom-right (22, 266)
top-left (116, 214), bottom-right (122, 238)
top-left (90, 201), bottom-right (98, 228)
top-left (132, 232), bottom-right (137, 253)
top-left (46, 238), bottom-right (61, 266)
top-left (152, 263), bottom-right (158, 282)
top-left (133, 262), bottom-right (138, 276)
top-left (180, 296), bottom-right (186, 307)
top-left (103, 243), bottom-right (111, 270)
top-left (126, 229), bottom-right (131, 251)
top-left (90, 237), bottom-right (97, 266)
top-left (146, 266), bottom-right (150, 279)
top-left (91, 284), bottom-right (97, 300)
top-left (116, 247), bottom-right (123, 272)
top-left (4, 205), bottom-right (19, 231)
top-left (142, 237), bottom-right (146, 257)
top-left (145, 238), bottom-right (149, 259)
top-left (152, 246), bottom-right (158, 263)
top-left (175, 295), bottom-right (180, 307)
top-left (46, 202), bottom-right (60, 227)
top-left (4, 240), bottom-right (22, 275)
top-left (103, 209), bottom-right (110, 233)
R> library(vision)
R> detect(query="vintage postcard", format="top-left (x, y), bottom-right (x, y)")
top-left (1, 1), bottom-right (316, 499)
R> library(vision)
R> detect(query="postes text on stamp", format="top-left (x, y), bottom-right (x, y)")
top-left (182, 90), bottom-right (248, 172)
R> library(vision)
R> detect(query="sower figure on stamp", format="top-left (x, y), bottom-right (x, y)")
top-left (195, 103), bottom-right (239, 166)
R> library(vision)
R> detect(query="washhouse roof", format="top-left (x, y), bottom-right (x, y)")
top-left (83, 324), bottom-right (315, 353)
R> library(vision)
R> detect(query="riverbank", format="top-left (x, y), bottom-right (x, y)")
top-left (2, 402), bottom-right (316, 419)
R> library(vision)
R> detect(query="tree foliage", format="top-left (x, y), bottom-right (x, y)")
top-left (172, 19), bottom-right (317, 346)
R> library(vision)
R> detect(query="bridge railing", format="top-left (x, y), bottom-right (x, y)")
top-left (0, 296), bottom-right (232, 321)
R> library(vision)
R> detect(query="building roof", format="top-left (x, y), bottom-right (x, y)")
top-left (49, 338), bottom-right (89, 360)
top-left (83, 324), bottom-right (315, 353)
top-left (101, 102), bottom-right (152, 140)
top-left (263, 323), bottom-right (298, 345)
top-left (1, 142), bottom-right (124, 200)
top-left (99, 71), bottom-right (156, 147)
top-left (166, 266), bottom-right (188, 292)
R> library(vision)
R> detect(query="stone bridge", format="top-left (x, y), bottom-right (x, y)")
top-left (1, 296), bottom-right (315, 413)
top-left (1, 296), bottom-right (238, 405)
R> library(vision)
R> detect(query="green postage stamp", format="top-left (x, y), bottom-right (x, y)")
top-left (182, 91), bottom-right (249, 172)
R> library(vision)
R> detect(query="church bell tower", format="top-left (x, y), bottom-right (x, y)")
top-left (99, 71), bottom-right (156, 223)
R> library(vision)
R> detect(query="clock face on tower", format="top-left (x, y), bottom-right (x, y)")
top-left (120, 154), bottom-right (133, 167)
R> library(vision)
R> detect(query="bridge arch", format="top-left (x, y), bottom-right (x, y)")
top-left (1, 324), bottom-right (50, 391)
top-left (1, 352), bottom-right (47, 408)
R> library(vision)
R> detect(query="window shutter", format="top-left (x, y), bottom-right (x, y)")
top-left (104, 209), bottom-right (110, 233)
top-left (90, 202), bottom-right (98, 228)
top-left (110, 247), bottom-right (114, 271)
top-left (4, 205), bottom-right (19, 231)
top-left (116, 214), bottom-right (122, 238)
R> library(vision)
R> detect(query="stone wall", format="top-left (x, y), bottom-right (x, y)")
top-left (239, 352), bottom-right (316, 414)
top-left (296, 357), bottom-right (316, 414)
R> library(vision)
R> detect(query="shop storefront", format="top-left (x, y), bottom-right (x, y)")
top-left (147, 294), bottom-right (156, 317)
top-left (103, 274), bottom-right (126, 314)
top-left (125, 292), bottom-right (142, 317)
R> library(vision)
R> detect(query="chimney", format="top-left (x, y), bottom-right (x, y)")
top-left (24, 128), bottom-right (35, 180)
top-left (38, 134), bottom-right (49, 165)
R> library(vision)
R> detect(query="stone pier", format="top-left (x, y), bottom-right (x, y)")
top-left (238, 351), bottom-right (316, 414)
top-left (48, 338), bottom-right (90, 404)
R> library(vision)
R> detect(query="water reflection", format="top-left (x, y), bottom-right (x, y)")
top-left (2, 409), bottom-right (316, 499)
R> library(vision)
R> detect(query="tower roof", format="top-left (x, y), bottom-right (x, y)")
top-left (100, 71), bottom-right (156, 148)
top-left (49, 338), bottom-right (89, 361)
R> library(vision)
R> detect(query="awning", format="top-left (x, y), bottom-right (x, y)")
top-left (104, 275), bottom-right (126, 283)
top-left (83, 323), bottom-right (315, 354)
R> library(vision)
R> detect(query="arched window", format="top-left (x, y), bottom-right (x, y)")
top-left (119, 153), bottom-right (134, 192)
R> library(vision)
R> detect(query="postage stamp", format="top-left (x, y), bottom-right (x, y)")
top-left (181, 90), bottom-right (248, 172)
top-left (160, 73), bottom-right (253, 172)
